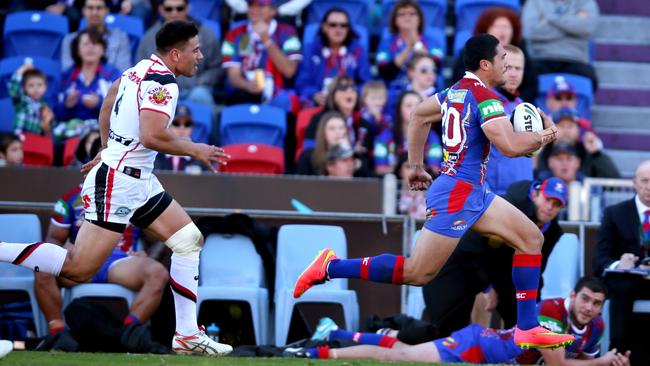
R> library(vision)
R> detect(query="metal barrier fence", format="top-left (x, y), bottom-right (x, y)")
top-left (571, 177), bottom-right (635, 221)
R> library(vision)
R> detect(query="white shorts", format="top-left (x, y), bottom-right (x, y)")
top-left (82, 163), bottom-right (164, 225)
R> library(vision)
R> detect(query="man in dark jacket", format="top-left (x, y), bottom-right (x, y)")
top-left (398, 177), bottom-right (567, 342)
top-left (593, 159), bottom-right (650, 362)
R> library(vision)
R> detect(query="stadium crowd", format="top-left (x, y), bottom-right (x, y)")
top-left (0, 0), bottom-right (648, 365)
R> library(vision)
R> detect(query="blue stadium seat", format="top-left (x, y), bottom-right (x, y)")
top-left (382, 0), bottom-right (447, 30)
top-left (453, 29), bottom-right (472, 57)
top-left (3, 11), bottom-right (69, 59)
top-left (541, 233), bottom-right (580, 300)
top-left (0, 214), bottom-right (48, 337)
top-left (0, 56), bottom-right (62, 100)
top-left (220, 104), bottom-right (286, 147)
top-left (302, 23), bottom-right (369, 54)
top-left (455, 0), bottom-right (520, 33)
top-left (306, 0), bottom-right (372, 28)
top-left (536, 73), bottom-right (594, 119)
top-left (189, 0), bottom-right (222, 22)
top-left (0, 98), bottom-right (15, 133)
top-left (80, 14), bottom-right (144, 59)
top-left (274, 225), bottom-right (359, 346)
top-left (64, 283), bottom-right (136, 311)
top-left (198, 234), bottom-right (269, 345)
top-left (178, 100), bottom-right (212, 144)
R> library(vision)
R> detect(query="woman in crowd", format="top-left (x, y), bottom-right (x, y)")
top-left (296, 110), bottom-right (350, 175)
top-left (376, 0), bottom-right (443, 90)
top-left (296, 7), bottom-right (371, 107)
top-left (56, 28), bottom-right (121, 123)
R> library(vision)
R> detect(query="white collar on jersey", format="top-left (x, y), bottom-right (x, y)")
top-left (463, 71), bottom-right (486, 87)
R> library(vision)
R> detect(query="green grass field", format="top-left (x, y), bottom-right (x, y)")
top-left (0, 351), bottom-right (484, 366)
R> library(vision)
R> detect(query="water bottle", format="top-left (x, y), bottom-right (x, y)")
top-left (206, 323), bottom-right (220, 343)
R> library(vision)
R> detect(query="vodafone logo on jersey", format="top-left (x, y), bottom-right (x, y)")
top-left (148, 86), bottom-right (172, 106)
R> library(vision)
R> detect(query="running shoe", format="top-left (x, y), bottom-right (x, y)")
top-left (293, 248), bottom-right (337, 298)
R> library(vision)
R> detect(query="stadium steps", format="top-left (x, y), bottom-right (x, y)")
top-left (591, 3), bottom-right (650, 174)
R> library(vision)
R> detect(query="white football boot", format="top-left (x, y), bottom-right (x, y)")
top-left (172, 326), bottom-right (233, 356)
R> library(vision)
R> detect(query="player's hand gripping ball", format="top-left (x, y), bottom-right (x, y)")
top-left (511, 102), bottom-right (544, 133)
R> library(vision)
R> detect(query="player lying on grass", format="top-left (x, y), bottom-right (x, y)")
top-left (288, 276), bottom-right (631, 366)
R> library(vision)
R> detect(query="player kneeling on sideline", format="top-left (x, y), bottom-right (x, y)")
top-left (35, 183), bottom-right (168, 345)
top-left (287, 276), bottom-right (631, 365)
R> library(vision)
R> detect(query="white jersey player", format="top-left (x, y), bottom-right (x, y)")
top-left (0, 20), bottom-right (231, 356)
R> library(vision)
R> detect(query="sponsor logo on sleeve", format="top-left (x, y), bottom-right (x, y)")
top-left (478, 99), bottom-right (505, 119)
top-left (283, 36), bottom-right (301, 52)
top-left (148, 86), bottom-right (172, 106)
top-left (221, 41), bottom-right (235, 56)
top-left (538, 316), bottom-right (564, 333)
top-left (447, 90), bottom-right (467, 103)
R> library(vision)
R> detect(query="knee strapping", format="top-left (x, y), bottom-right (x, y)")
top-left (165, 222), bottom-right (202, 259)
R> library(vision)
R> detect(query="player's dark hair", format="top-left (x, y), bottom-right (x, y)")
top-left (574, 276), bottom-right (607, 297)
top-left (22, 68), bottom-right (47, 88)
top-left (155, 20), bottom-right (199, 54)
top-left (463, 33), bottom-right (499, 72)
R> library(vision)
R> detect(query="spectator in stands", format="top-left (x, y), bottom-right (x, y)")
top-left (324, 143), bottom-right (355, 179)
top-left (303, 75), bottom-right (375, 168)
top-left (536, 108), bottom-right (620, 179)
top-left (9, 0), bottom-right (83, 31)
top-left (396, 153), bottom-right (427, 218)
top-left (56, 28), bottom-right (121, 123)
top-left (374, 91), bottom-right (441, 177)
top-left (544, 75), bottom-right (593, 131)
top-left (225, 0), bottom-right (312, 25)
top-left (72, 128), bottom-right (100, 166)
top-left (137, 0), bottom-right (221, 106)
top-left (376, 0), bottom-right (443, 90)
top-left (98, 0), bottom-right (152, 24)
top-left (398, 177), bottom-right (568, 341)
top-left (296, 110), bottom-right (349, 175)
top-left (594, 160), bottom-right (650, 364)
top-left (154, 105), bottom-right (204, 174)
top-left (453, 6), bottom-right (538, 102)
top-left (61, 0), bottom-right (132, 72)
top-left (34, 183), bottom-right (168, 344)
top-left (221, 0), bottom-right (302, 111)
top-left (296, 8), bottom-right (371, 107)
top-left (538, 142), bottom-right (584, 184)
top-left (486, 45), bottom-right (533, 196)
top-left (359, 80), bottom-right (390, 134)
top-left (8, 63), bottom-right (55, 136)
top-left (0, 133), bottom-right (23, 167)
top-left (386, 54), bottom-right (438, 118)
top-left (522, 0), bottom-right (600, 91)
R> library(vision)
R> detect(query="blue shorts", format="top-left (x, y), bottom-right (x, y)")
top-left (423, 175), bottom-right (496, 238)
top-left (91, 248), bottom-right (129, 283)
top-left (433, 324), bottom-right (523, 364)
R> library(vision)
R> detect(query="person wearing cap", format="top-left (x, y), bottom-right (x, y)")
top-left (221, 0), bottom-right (302, 111)
top-left (324, 143), bottom-right (355, 178)
top-left (137, 0), bottom-right (222, 107)
top-left (154, 104), bottom-right (204, 174)
top-left (540, 142), bottom-right (584, 185)
top-left (543, 76), bottom-right (593, 132)
top-left (397, 177), bottom-right (568, 342)
top-left (522, 0), bottom-right (600, 91)
top-left (536, 109), bottom-right (620, 180)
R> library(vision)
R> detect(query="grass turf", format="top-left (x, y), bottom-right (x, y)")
top-left (0, 351), bottom-right (478, 366)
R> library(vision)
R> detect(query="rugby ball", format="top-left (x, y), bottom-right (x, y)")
top-left (511, 102), bottom-right (544, 133)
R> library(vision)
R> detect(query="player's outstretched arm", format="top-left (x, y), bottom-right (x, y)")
top-left (482, 116), bottom-right (556, 157)
top-left (139, 110), bottom-right (229, 173)
top-left (407, 95), bottom-right (442, 167)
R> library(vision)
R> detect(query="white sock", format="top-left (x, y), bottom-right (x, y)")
top-left (169, 253), bottom-right (199, 336)
top-left (0, 242), bottom-right (67, 276)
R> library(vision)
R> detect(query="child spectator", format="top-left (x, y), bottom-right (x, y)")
top-left (395, 153), bottom-right (428, 218)
top-left (359, 80), bottom-right (390, 133)
top-left (8, 63), bottom-right (55, 136)
top-left (0, 133), bottom-right (24, 167)
top-left (324, 143), bottom-right (355, 179)
top-left (386, 54), bottom-right (437, 118)
top-left (373, 91), bottom-right (442, 176)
